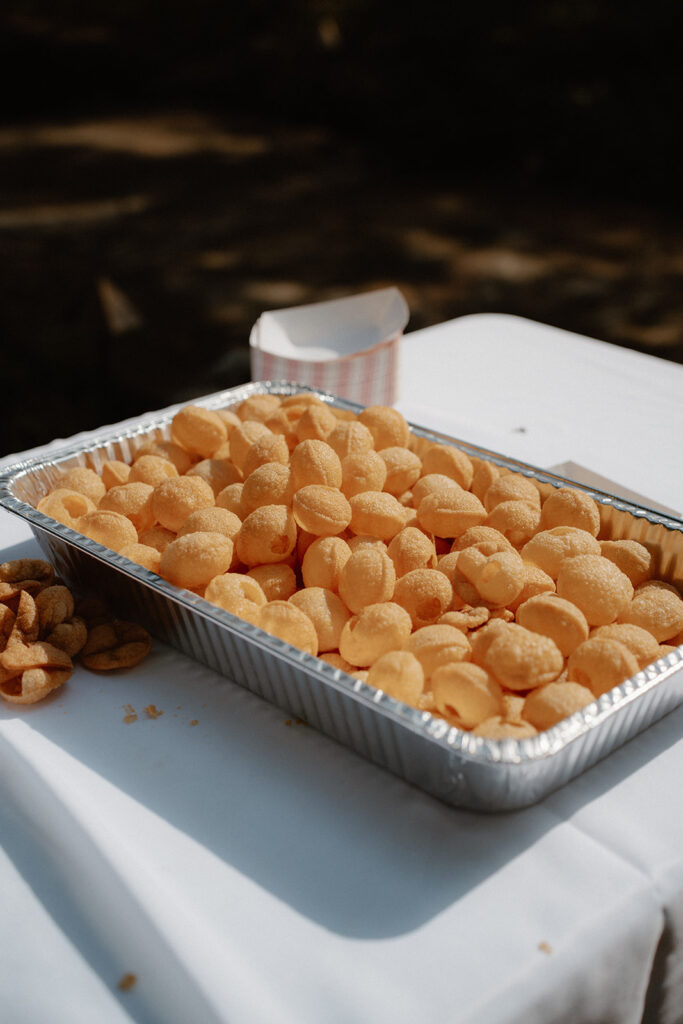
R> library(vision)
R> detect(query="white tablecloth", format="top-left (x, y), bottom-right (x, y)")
top-left (1, 314), bottom-right (682, 1024)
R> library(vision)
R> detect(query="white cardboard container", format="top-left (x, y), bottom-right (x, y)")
top-left (249, 287), bottom-right (409, 405)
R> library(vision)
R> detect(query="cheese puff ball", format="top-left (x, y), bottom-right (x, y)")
top-left (258, 601), bottom-right (319, 657)
top-left (177, 506), bottom-right (242, 545)
top-left (404, 624), bottom-right (471, 679)
top-left (294, 403), bottom-right (337, 442)
top-left (435, 552), bottom-right (481, 608)
top-left (473, 717), bottom-right (537, 739)
top-left (412, 474), bottom-right (462, 507)
top-left (520, 527), bottom-right (601, 579)
top-left (242, 433), bottom-right (290, 479)
top-left (301, 536), bottom-right (351, 590)
top-left (289, 587), bottom-right (351, 652)
top-left (486, 500), bottom-right (542, 548)
top-left (540, 486), bottom-right (601, 537)
top-left (500, 692), bottom-right (526, 723)
top-left (152, 476), bottom-right (215, 533)
top-left (418, 489), bottom-right (487, 539)
top-left (556, 554), bottom-right (634, 626)
top-left (483, 623), bottom-right (564, 690)
top-left (204, 573), bottom-right (267, 624)
top-left (340, 450), bottom-right (387, 498)
top-left (347, 535), bottom-right (388, 555)
top-left (420, 444), bottom-right (474, 490)
top-left (393, 568), bottom-right (453, 629)
top-left (456, 548), bottom-right (525, 607)
top-left (119, 542), bottom-right (162, 574)
top-left (387, 527), bottom-right (437, 577)
top-left (522, 681), bottom-right (595, 731)
top-left (236, 505), bottom-right (297, 566)
top-left (591, 623), bottom-right (661, 670)
top-left (241, 463), bottom-right (293, 517)
top-left (617, 580), bottom-right (683, 642)
top-left (78, 509), bottom-right (139, 553)
top-left (339, 601), bottom-right (412, 667)
top-left (134, 439), bottom-right (193, 475)
top-left (431, 663), bottom-right (503, 729)
top-left (290, 440), bottom-right (342, 490)
top-left (475, 620), bottom-right (537, 671)
top-left (358, 405), bottom-right (410, 450)
top-left (38, 489), bottom-right (96, 530)
top-left (327, 419), bottom-right (374, 460)
top-left (229, 421), bottom-right (272, 475)
top-left (98, 482), bottom-right (155, 534)
top-left (160, 532), bottom-right (234, 589)
top-left (186, 457), bottom-right (241, 497)
top-left (138, 525), bottom-right (176, 553)
top-left (264, 406), bottom-right (305, 451)
top-left (213, 482), bottom-right (242, 517)
top-left (128, 455), bottom-right (179, 488)
top-left (101, 460), bottom-right (131, 489)
top-left (292, 485), bottom-right (352, 536)
top-left (452, 525), bottom-right (514, 557)
top-left (507, 562), bottom-right (556, 612)
top-left (348, 491), bottom-right (406, 541)
top-left (567, 636), bottom-right (640, 697)
top-left (366, 651), bottom-right (424, 706)
top-left (515, 593), bottom-right (589, 657)
top-left (599, 540), bottom-right (653, 588)
top-left (338, 545), bottom-right (396, 613)
top-left (378, 447), bottom-right (422, 496)
top-left (470, 460), bottom-right (500, 503)
top-left (439, 606), bottom-right (490, 633)
top-left (246, 563), bottom-right (297, 602)
top-left (57, 466), bottom-right (106, 504)
top-left (483, 473), bottom-right (541, 513)
top-left (170, 404), bottom-right (227, 458)
top-left (235, 393), bottom-right (282, 424)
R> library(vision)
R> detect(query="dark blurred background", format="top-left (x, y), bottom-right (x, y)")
top-left (2, 1), bottom-right (682, 453)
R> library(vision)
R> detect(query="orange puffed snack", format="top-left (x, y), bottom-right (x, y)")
top-left (215, 482), bottom-right (244, 516)
top-left (387, 526), bottom-right (437, 577)
top-left (456, 548), bottom-right (525, 607)
top-left (515, 593), bottom-right (589, 657)
top-left (591, 622), bottom-right (661, 669)
top-left (358, 405), bottom-right (410, 450)
top-left (404, 623), bottom-right (470, 679)
top-left (366, 650), bottom-right (424, 705)
top-left (378, 447), bottom-right (422, 496)
top-left (540, 487), bottom-right (601, 537)
top-left (160, 532), bottom-right (234, 589)
top-left (294, 402), bottom-right (337, 442)
top-left (288, 587), bottom-right (350, 651)
top-left (152, 476), bottom-right (215, 533)
top-left (348, 491), bottom-right (406, 541)
top-left (521, 527), bottom-right (601, 580)
top-left (338, 601), bottom-right (412, 667)
top-left (247, 563), bottom-right (297, 602)
top-left (420, 443), bottom-right (474, 490)
top-left (58, 466), bottom-right (106, 504)
top-left (431, 662), bottom-right (502, 729)
top-left (327, 419), bottom-right (374, 460)
top-left (337, 545), bottom-right (395, 614)
top-left (241, 463), bottom-right (293, 516)
top-left (204, 573), bottom-right (267, 624)
top-left (242, 433), bottom-right (290, 478)
top-left (170, 404), bottom-right (227, 458)
top-left (522, 680), bottom-right (595, 730)
top-left (119, 542), bottom-right (162, 574)
top-left (292, 485), bottom-right (352, 536)
top-left (99, 482), bottom-right (155, 534)
top-left (486, 500), bottom-right (542, 548)
top-left (482, 622), bottom-right (564, 690)
top-left (258, 601), bottom-right (319, 657)
top-left (177, 506), bottom-right (241, 543)
top-left (235, 505), bottom-right (297, 566)
top-left (290, 440), bottom-right (342, 490)
top-left (452, 525), bottom-right (514, 557)
top-left (556, 554), bottom-right (634, 627)
top-left (301, 536), bottom-right (351, 591)
top-left (37, 489), bottom-right (96, 530)
top-left (393, 568), bottom-right (453, 629)
top-left (483, 473), bottom-right (541, 512)
top-left (417, 489), bottom-right (487, 539)
top-left (128, 454), bottom-right (179, 488)
top-left (78, 509), bottom-right (138, 553)
top-left (617, 580), bottom-right (683, 642)
top-left (470, 460), bottom-right (500, 503)
top-left (187, 458), bottom-right (241, 496)
top-left (101, 460), bottom-right (131, 490)
top-left (235, 393), bottom-right (282, 424)
top-left (599, 540), bottom-right (653, 588)
top-left (412, 473), bottom-right (462, 506)
top-left (567, 636), bottom-right (640, 697)
top-left (340, 450), bottom-right (387, 498)
top-left (228, 421), bottom-right (272, 475)
top-left (134, 439), bottom-right (193, 475)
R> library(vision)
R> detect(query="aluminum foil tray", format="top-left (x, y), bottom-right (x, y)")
top-left (1, 381), bottom-right (682, 812)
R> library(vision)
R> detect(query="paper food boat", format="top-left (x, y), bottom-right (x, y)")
top-left (249, 287), bottom-right (409, 405)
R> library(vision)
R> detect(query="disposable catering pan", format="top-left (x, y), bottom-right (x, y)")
top-left (1, 381), bottom-right (682, 812)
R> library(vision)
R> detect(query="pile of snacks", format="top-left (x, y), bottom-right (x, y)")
top-left (0, 559), bottom-right (152, 704)
top-left (32, 394), bottom-right (683, 736)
